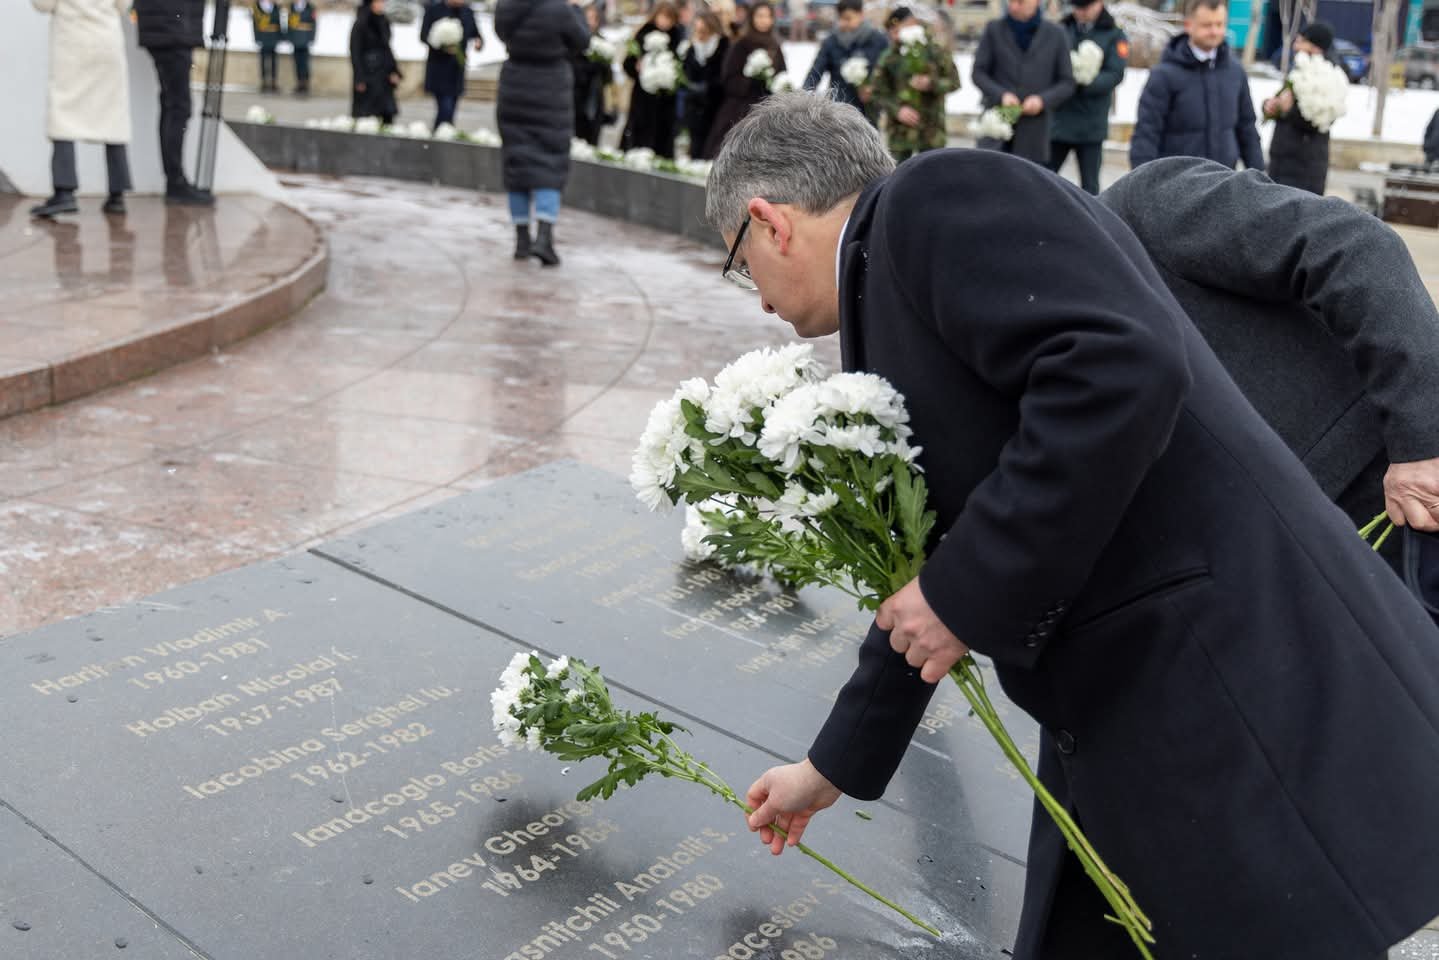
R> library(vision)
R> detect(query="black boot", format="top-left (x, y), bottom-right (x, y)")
top-left (513, 224), bottom-right (531, 260)
top-left (102, 193), bottom-right (126, 216)
top-left (531, 221), bottom-right (560, 267)
top-left (166, 181), bottom-right (215, 207)
top-left (30, 190), bottom-right (77, 219)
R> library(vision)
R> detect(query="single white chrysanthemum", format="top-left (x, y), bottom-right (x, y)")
top-left (681, 505), bottom-right (719, 560)
top-left (769, 71), bottom-right (799, 93)
top-left (743, 49), bottom-right (774, 78)
top-left (840, 54), bottom-right (871, 86)
top-left (644, 30), bottom-right (671, 52)
top-left (970, 106), bottom-right (1015, 142)
top-left (354, 116), bottom-right (382, 135)
top-left (758, 383), bottom-right (825, 473)
top-left (433, 122), bottom-right (460, 141)
top-left (898, 23), bottom-right (927, 53)
top-left (546, 656), bottom-right (570, 679)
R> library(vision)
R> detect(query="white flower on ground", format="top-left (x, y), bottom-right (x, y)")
top-left (681, 504), bottom-right (719, 560)
top-left (897, 23), bottom-right (927, 54)
top-left (354, 116), bottom-right (382, 134)
top-left (804, 488), bottom-right (840, 516)
top-left (491, 650), bottom-right (536, 742)
top-left (332, 115), bottom-right (356, 132)
top-left (525, 727), bottom-right (542, 750)
top-left (433, 122), bottom-right (460, 140)
top-left (546, 655), bottom-right (571, 679)
top-left (1071, 39), bottom-right (1104, 86)
top-left (840, 54), bottom-right (871, 86)
top-left (970, 106), bottom-right (1016, 142)
top-left (428, 17), bottom-right (465, 49)
top-left (675, 157), bottom-right (712, 181)
top-left (401, 121), bottom-right (432, 139)
top-left (565, 688), bottom-right (583, 704)
top-left (623, 146), bottom-right (658, 169)
top-left (743, 49), bottom-right (774, 78)
top-left (471, 127), bottom-right (502, 146)
top-left (769, 70), bottom-right (798, 93)
top-left (1288, 52), bottom-right (1350, 133)
top-left (571, 138), bottom-right (598, 159)
top-left (643, 29), bottom-right (671, 53)
top-left (631, 394), bottom-right (701, 511)
top-left (245, 104), bottom-right (274, 124)
top-left (588, 35), bottom-right (616, 61)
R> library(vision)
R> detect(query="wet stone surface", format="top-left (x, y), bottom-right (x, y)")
top-left (0, 540), bottom-right (1023, 958)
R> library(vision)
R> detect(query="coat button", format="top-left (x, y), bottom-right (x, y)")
top-left (1056, 729), bottom-right (1076, 755)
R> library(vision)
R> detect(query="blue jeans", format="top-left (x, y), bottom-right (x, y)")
top-left (508, 189), bottom-right (561, 225)
top-left (434, 93), bottom-right (458, 128)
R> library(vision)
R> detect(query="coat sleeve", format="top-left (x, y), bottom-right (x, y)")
top-left (888, 156), bottom-right (1192, 670)
top-left (1038, 27), bottom-right (1075, 107)
top-left (1128, 67), bottom-right (1170, 167)
top-left (564, 4), bottom-right (589, 57)
top-left (463, 7), bottom-right (481, 43)
top-left (869, 48), bottom-right (900, 119)
top-left (623, 26), bottom-right (644, 80)
top-left (773, 42), bottom-right (787, 73)
top-left (803, 37), bottom-right (833, 89)
top-left (1105, 157), bottom-right (1439, 464)
top-left (971, 24), bottom-right (1007, 103)
top-left (1087, 28), bottom-right (1127, 98)
top-left (349, 20), bottom-right (363, 71)
top-left (1236, 73), bottom-right (1265, 171)
top-left (934, 42), bottom-right (960, 95)
top-left (419, 5), bottom-right (436, 46)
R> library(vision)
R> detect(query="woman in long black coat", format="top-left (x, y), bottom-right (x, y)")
top-left (420, 0), bottom-right (481, 130)
top-left (681, 11), bottom-right (728, 159)
top-left (495, 0), bottom-right (588, 266)
top-left (1263, 24), bottom-right (1338, 195)
top-left (350, 0), bottom-right (400, 124)
top-left (620, 2), bottom-right (684, 157)
top-left (703, 1), bottom-right (784, 158)
top-left (572, 2), bottom-right (613, 145)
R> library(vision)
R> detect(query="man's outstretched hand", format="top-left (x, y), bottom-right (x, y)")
top-left (878, 577), bottom-right (969, 683)
top-left (745, 759), bottom-right (842, 855)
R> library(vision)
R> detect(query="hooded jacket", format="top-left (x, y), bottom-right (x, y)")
top-left (1129, 33), bottom-right (1263, 170)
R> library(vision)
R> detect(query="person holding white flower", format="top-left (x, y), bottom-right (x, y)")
top-left (869, 8), bottom-right (960, 162)
top-left (681, 12), bottom-right (730, 157)
top-left (703, 0), bottom-right (785, 157)
top-left (801, 0), bottom-right (889, 123)
top-left (421, 0), bottom-right (482, 131)
top-left (972, 0), bottom-right (1074, 165)
top-left (621, 2), bottom-right (685, 157)
top-left (1262, 21), bottom-right (1339, 195)
top-left (705, 93), bottom-right (1439, 960)
top-left (1047, 0), bottom-right (1126, 194)
top-left (573, 3), bottom-right (616, 145)
top-left (350, 0), bottom-right (402, 125)
top-left (29, 0), bottom-right (133, 219)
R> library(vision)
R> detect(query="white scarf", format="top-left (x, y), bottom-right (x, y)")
top-left (691, 34), bottom-right (720, 65)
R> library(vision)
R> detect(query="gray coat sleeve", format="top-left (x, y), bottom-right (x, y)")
top-left (1038, 24), bottom-right (1075, 108)
top-left (1103, 157), bottom-right (1439, 463)
top-left (971, 23), bottom-right (1008, 103)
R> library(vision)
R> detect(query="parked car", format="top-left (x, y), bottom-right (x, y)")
top-left (1400, 42), bottom-right (1439, 88)
top-left (1270, 38), bottom-right (1368, 83)
top-left (776, 0), bottom-right (838, 39)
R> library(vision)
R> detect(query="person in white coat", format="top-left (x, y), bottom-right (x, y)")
top-left (30, 0), bottom-right (133, 218)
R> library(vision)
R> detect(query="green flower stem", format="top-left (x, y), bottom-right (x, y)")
top-left (650, 734), bottom-right (941, 937)
top-left (948, 657), bottom-right (1156, 959)
top-left (1360, 510), bottom-right (1395, 552)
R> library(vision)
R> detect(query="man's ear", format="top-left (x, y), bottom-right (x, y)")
top-left (748, 198), bottom-right (793, 255)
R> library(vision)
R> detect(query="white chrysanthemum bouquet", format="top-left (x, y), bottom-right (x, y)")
top-left (354, 116), bottom-right (383, 135)
top-left (245, 104), bottom-right (275, 124)
top-left (1285, 51), bottom-right (1350, 133)
top-left (588, 34), bottom-right (617, 63)
top-left (631, 345), bottom-right (1157, 959)
top-left (769, 70), bottom-right (799, 93)
top-left (637, 30), bottom-right (684, 94)
top-left (491, 649), bottom-right (938, 934)
top-left (1071, 38), bottom-right (1104, 86)
top-left (970, 104), bottom-right (1022, 142)
top-left (743, 48), bottom-right (776, 87)
top-left (840, 54), bottom-right (872, 87)
top-left (428, 16), bottom-right (467, 65)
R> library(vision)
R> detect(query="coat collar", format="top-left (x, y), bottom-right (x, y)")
top-left (837, 176), bottom-right (888, 372)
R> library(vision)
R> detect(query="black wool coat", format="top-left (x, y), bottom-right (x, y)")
top-left (133, 0), bottom-right (204, 48)
top-left (972, 17), bottom-right (1075, 165)
top-left (621, 22), bottom-right (685, 157)
top-left (1266, 57), bottom-right (1340, 195)
top-left (807, 148), bottom-right (1439, 960)
top-left (682, 36), bottom-right (728, 159)
top-left (702, 31), bottom-right (785, 158)
top-left (420, 2), bottom-right (481, 98)
top-left (495, 0), bottom-right (588, 192)
top-left (350, 8), bottom-right (400, 121)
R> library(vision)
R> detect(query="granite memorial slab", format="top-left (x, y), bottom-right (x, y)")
top-left (312, 461), bottom-right (1041, 865)
top-left (0, 551), bottom-right (1022, 958)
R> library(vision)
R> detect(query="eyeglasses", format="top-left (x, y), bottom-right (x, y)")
top-left (722, 216), bottom-right (757, 290)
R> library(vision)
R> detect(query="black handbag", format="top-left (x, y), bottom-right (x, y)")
top-left (1403, 528), bottom-right (1439, 629)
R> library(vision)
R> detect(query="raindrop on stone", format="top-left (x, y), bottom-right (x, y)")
top-left (194, 865), bottom-right (204, 875)
top-left (13, 921), bottom-right (31, 932)
top-left (115, 937), bottom-right (129, 949)
top-left (66, 695), bottom-right (78, 703)
top-left (331, 794), bottom-right (345, 804)
top-left (361, 874), bottom-right (374, 886)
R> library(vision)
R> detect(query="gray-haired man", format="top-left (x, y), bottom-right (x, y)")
top-left (711, 94), bottom-right (1439, 960)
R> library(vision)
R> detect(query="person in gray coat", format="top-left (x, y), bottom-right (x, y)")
top-left (495, 0), bottom-right (588, 266)
top-left (1101, 157), bottom-right (1439, 560)
top-left (971, 0), bottom-right (1074, 166)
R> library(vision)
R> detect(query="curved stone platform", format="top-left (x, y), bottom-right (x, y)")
top-left (0, 194), bottom-right (327, 420)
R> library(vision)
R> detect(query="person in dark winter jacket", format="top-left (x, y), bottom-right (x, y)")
top-left (287, 1), bottom-right (317, 95)
top-left (421, 0), bottom-right (482, 130)
top-left (972, 0), bottom-right (1075, 166)
top-left (1261, 21), bottom-right (1337, 195)
top-left (1129, 0), bottom-right (1263, 170)
top-left (1047, 0), bottom-right (1126, 193)
top-left (133, 0), bottom-right (212, 205)
top-left (496, 0), bottom-right (588, 265)
top-left (573, 3), bottom-right (615, 145)
top-left (351, 0), bottom-right (401, 124)
top-left (681, 12), bottom-right (729, 157)
top-left (253, 1), bottom-right (285, 93)
top-left (622, 2), bottom-right (685, 157)
top-left (802, 0), bottom-right (889, 121)
top-left (703, 0), bottom-right (785, 158)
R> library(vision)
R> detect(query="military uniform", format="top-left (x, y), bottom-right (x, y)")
top-left (870, 30), bottom-right (960, 163)
top-left (287, 0), bottom-right (317, 95)
top-left (1048, 7), bottom-right (1127, 194)
top-left (252, 0), bottom-right (285, 92)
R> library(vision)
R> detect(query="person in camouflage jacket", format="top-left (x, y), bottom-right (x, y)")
top-left (869, 7), bottom-right (960, 163)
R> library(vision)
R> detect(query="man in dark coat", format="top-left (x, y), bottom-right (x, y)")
top-left (1262, 21), bottom-right (1338, 194)
top-left (1047, 0), bottom-right (1126, 193)
top-left (287, 0), bottom-right (317, 95)
top-left (972, 0), bottom-right (1074, 166)
top-left (421, 0), bottom-right (482, 130)
top-left (133, 0), bottom-right (212, 205)
top-left (707, 94), bottom-right (1439, 960)
top-left (252, 0), bottom-right (285, 93)
top-left (1102, 157), bottom-right (1439, 558)
top-left (495, 0), bottom-right (588, 265)
top-left (802, 0), bottom-right (889, 122)
top-left (350, 0), bottom-right (401, 124)
top-left (1130, 0), bottom-right (1263, 170)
